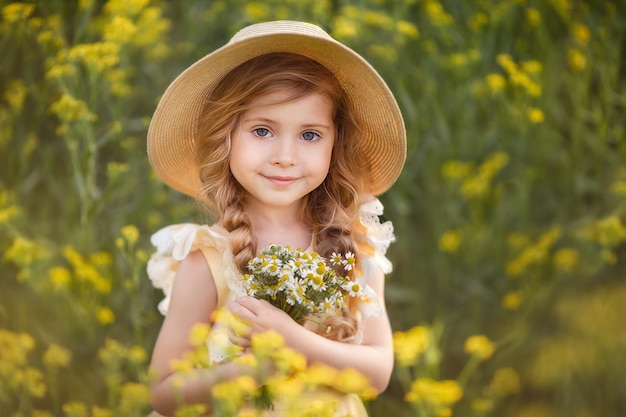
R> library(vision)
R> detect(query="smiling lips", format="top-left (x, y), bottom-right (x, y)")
top-left (265, 175), bottom-right (298, 186)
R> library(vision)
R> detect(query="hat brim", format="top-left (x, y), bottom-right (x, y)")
top-left (148, 21), bottom-right (406, 200)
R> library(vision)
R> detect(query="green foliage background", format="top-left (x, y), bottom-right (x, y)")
top-left (1, 0), bottom-right (625, 416)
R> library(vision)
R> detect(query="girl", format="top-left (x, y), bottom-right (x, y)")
top-left (147, 20), bottom-right (406, 416)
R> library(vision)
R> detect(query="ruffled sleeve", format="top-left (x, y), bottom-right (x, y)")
top-left (352, 196), bottom-right (396, 339)
top-left (146, 223), bottom-right (244, 316)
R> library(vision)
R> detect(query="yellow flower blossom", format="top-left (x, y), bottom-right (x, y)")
top-left (91, 406), bottom-right (112, 417)
top-left (525, 8), bottom-right (541, 26)
top-left (528, 107), bottom-right (545, 123)
top-left (472, 398), bottom-right (494, 413)
top-left (49, 266), bottom-right (71, 290)
top-left (464, 335), bottom-right (495, 360)
top-left (396, 20), bottom-right (419, 39)
top-left (43, 343), bottom-right (71, 369)
top-left (244, 2), bottom-right (269, 20)
top-left (103, 15), bottom-right (138, 44)
top-left (4, 236), bottom-right (49, 266)
top-left (438, 230), bottom-right (462, 253)
top-left (62, 401), bottom-right (89, 417)
top-left (1, 2), bottom-right (35, 23)
top-left (97, 306), bottom-right (115, 325)
top-left (103, 0), bottom-right (149, 17)
top-left (4, 79), bottom-right (27, 112)
top-left (502, 291), bottom-right (523, 310)
top-left (506, 227), bottom-right (561, 277)
top-left (572, 23), bottom-right (591, 45)
top-left (468, 12), bottom-right (489, 31)
top-left (251, 329), bottom-right (285, 358)
top-left (393, 325), bottom-right (430, 366)
top-left (488, 367), bottom-right (521, 396)
top-left (486, 73), bottom-right (506, 94)
top-left (441, 160), bottom-right (474, 181)
top-left (553, 248), bottom-right (578, 272)
top-left (121, 224), bottom-right (139, 244)
top-left (582, 216), bottom-right (626, 247)
top-left (188, 323), bottom-right (211, 347)
top-left (568, 48), bottom-right (586, 72)
top-left (50, 93), bottom-right (97, 123)
top-left (425, 0), bottom-right (454, 26)
top-left (118, 382), bottom-right (152, 414)
top-left (0, 205), bottom-right (20, 224)
top-left (405, 378), bottom-right (463, 406)
top-left (128, 345), bottom-right (148, 364)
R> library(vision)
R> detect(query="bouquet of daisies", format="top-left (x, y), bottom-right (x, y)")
top-left (242, 244), bottom-right (363, 326)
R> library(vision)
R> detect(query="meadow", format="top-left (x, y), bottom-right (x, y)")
top-left (1, 0), bottom-right (625, 416)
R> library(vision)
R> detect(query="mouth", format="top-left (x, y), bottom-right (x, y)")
top-left (264, 175), bottom-right (298, 186)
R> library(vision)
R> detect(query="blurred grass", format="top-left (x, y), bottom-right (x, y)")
top-left (1, 0), bottom-right (625, 416)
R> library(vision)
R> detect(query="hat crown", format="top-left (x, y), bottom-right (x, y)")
top-left (229, 20), bottom-right (333, 45)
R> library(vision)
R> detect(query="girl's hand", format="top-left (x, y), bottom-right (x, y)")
top-left (227, 296), bottom-right (299, 348)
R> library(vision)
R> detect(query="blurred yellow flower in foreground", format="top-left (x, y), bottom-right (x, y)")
top-left (568, 48), bottom-right (586, 72)
top-left (97, 306), bottom-right (116, 325)
top-left (553, 248), bottom-right (579, 273)
top-left (502, 291), bottom-right (523, 310)
top-left (528, 107), bottom-right (545, 124)
top-left (488, 367), bottom-right (521, 396)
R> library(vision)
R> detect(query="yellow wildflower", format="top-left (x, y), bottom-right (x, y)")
top-left (488, 367), bottom-right (521, 396)
top-left (49, 266), bottom-right (71, 290)
top-left (502, 291), bottom-right (523, 310)
top-left (4, 236), bottom-right (49, 266)
top-left (393, 325), bottom-right (430, 366)
top-left (441, 160), bottom-right (474, 181)
top-left (572, 23), bottom-right (590, 45)
top-left (438, 230), bottom-right (462, 253)
top-left (128, 345), bottom-right (148, 364)
top-left (525, 8), bottom-right (541, 26)
top-left (468, 12), bottom-right (489, 31)
top-left (62, 401), bottom-right (89, 417)
top-left (396, 20), bottom-right (419, 39)
top-left (486, 73), bottom-right (506, 94)
top-left (405, 378), bottom-right (463, 406)
top-left (1, 2), bottom-right (35, 22)
top-left (0, 205), bottom-right (20, 224)
top-left (251, 329), bottom-right (285, 358)
top-left (103, 15), bottom-right (138, 44)
top-left (50, 93), bottom-right (97, 123)
top-left (244, 2), bottom-right (269, 20)
top-left (121, 224), bottom-right (139, 244)
top-left (528, 107), bottom-right (545, 123)
top-left (91, 406), bottom-right (112, 417)
top-left (4, 79), bottom-right (27, 112)
top-left (553, 248), bottom-right (578, 273)
top-left (188, 323), bottom-right (211, 347)
top-left (118, 382), bottom-right (152, 414)
top-left (425, 1), bottom-right (454, 26)
top-left (22, 367), bottom-right (46, 398)
top-left (472, 398), bottom-right (494, 413)
top-left (568, 48), bottom-right (586, 72)
top-left (464, 335), bottom-right (495, 360)
top-left (43, 344), bottom-right (71, 369)
top-left (97, 307), bottom-right (115, 325)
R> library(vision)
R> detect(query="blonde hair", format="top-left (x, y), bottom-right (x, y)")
top-left (196, 53), bottom-right (369, 340)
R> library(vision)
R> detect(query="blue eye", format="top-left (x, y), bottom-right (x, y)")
top-left (253, 127), bottom-right (270, 138)
top-left (302, 131), bottom-right (320, 142)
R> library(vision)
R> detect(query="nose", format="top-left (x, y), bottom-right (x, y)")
top-left (271, 136), bottom-right (297, 166)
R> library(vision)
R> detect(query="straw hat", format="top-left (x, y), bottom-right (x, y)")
top-left (147, 20), bottom-right (406, 199)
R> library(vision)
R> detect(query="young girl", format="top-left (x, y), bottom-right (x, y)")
top-left (146, 20), bottom-right (406, 416)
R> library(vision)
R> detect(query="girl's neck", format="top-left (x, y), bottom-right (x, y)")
top-left (244, 203), bottom-right (312, 251)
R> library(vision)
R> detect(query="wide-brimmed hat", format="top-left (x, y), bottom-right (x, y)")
top-left (147, 20), bottom-right (406, 199)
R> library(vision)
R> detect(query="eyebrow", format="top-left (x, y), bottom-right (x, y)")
top-left (242, 117), bottom-right (332, 131)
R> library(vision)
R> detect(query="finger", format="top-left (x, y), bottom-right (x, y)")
top-left (227, 326), bottom-right (251, 348)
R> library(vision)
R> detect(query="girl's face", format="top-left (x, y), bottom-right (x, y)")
top-left (230, 91), bottom-right (335, 213)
